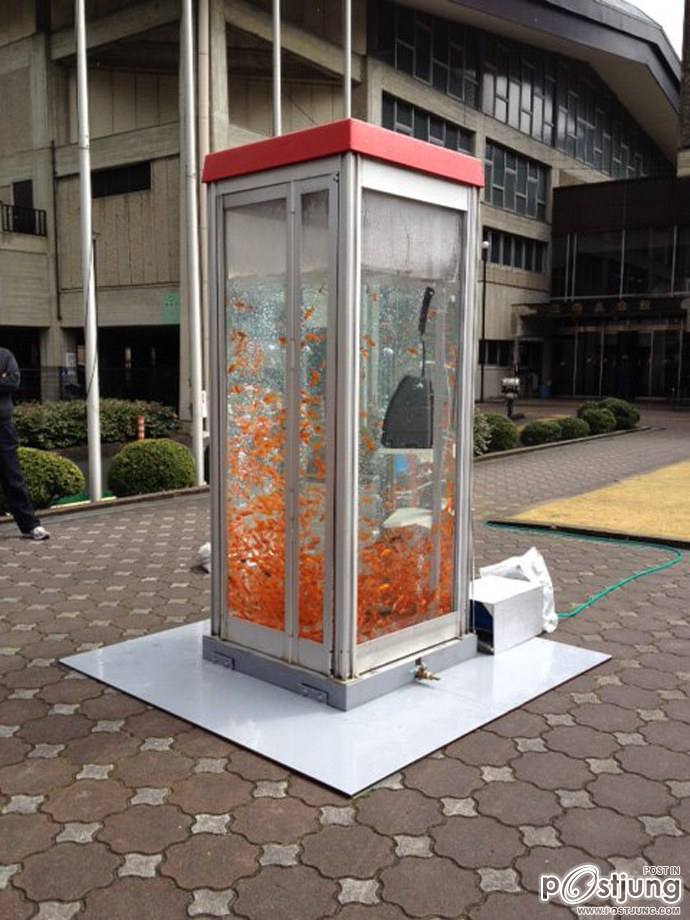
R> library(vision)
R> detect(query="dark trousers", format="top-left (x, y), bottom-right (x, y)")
top-left (0, 419), bottom-right (39, 534)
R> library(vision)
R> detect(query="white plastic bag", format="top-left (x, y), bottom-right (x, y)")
top-left (479, 546), bottom-right (558, 633)
top-left (197, 542), bottom-right (211, 574)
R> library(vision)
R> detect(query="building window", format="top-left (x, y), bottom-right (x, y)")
top-left (485, 142), bottom-right (547, 220)
top-left (382, 94), bottom-right (474, 153)
top-left (554, 225), bottom-right (690, 299)
top-left (479, 339), bottom-right (513, 366)
top-left (92, 162), bottom-right (151, 199)
top-left (373, 1), bottom-right (670, 180)
top-left (573, 231), bottom-right (623, 297)
top-left (483, 228), bottom-right (546, 272)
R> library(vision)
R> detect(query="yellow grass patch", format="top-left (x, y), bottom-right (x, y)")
top-left (510, 460), bottom-right (690, 543)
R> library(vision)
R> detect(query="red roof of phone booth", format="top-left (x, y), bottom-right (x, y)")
top-left (202, 118), bottom-right (484, 188)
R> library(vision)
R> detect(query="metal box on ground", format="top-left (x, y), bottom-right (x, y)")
top-left (470, 575), bottom-right (544, 654)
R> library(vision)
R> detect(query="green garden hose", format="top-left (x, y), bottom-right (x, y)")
top-left (485, 522), bottom-right (685, 620)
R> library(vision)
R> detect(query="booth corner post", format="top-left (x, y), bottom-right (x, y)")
top-left (479, 238), bottom-right (490, 405)
top-left (203, 119), bottom-right (484, 709)
top-left (75, 0), bottom-right (102, 501)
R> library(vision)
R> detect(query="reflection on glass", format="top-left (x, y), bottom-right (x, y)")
top-left (674, 227), bottom-right (690, 293)
top-left (574, 231), bottom-right (622, 297)
top-left (225, 199), bottom-right (287, 631)
top-left (297, 191), bottom-right (329, 642)
top-left (622, 227), bottom-right (673, 295)
top-left (357, 191), bottom-right (462, 642)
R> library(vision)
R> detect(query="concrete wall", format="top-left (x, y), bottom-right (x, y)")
top-left (229, 77), bottom-right (345, 136)
top-left (0, 68), bottom-right (32, 156)
top-left (0, 235), bottom-right (50, 326)
top-left (66, 68), bottom-right (178, 143)
top-left (57, 156), bottom-right (180, 309)
top-left (0, 3), bottom-right (34, 47)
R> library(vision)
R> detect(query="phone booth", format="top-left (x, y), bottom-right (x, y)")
top-left (203, 119), bottom-right (483, 709)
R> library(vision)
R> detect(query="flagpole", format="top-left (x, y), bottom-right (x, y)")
top-left (75, 0), bottom-right (102, 501)
top-left (182, 0), bottom-right (205, 485)
top-left (272, 0), bottom-right (282, 135)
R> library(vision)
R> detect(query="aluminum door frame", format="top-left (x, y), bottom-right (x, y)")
top-left (210, 170), bottom-right (339, 675)
top-left (338, 158), bottom-right (478, 678)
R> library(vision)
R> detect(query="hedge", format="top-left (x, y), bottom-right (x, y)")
top-left (557, 417), bottom-right (590, 440)
top-left (14, 399), bottom-right (178, 450)
top-left (519, 419), bottom-right (562, 446)
top-left (108, 439), bottom-right (196, 497)
top-left (485, 414), bottom-right (519, 452)
top-left (0, 448), bottom-right (84, 512)
top-left (579, 406), bottom-right (617, 435)
top-left (600, 397), bottom-right (640, 430)
top-left (474, 410), bottom-right (491, 456)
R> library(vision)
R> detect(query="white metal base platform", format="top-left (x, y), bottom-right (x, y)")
top-left (62, 623), bottom-right (608, 796)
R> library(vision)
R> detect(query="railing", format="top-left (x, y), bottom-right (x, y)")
top-left (1, 203), bottom-right (47, 237)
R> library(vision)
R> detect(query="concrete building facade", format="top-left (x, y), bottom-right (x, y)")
top-left (0, 0), bottom-right (680, 414)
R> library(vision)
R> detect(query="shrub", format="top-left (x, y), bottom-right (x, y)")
top-left (485, 414), bottom-right (519, 452)
top-left (519, 419), bottom-right (562, 446)
top-left (0, 448), bottom-right (85, 512)
top-left (600, 397), bottom-right (640, 430)
top-left (557, 417), bottom-right (591, 440)
top-left (474, 410), bottom-right (491, 457)
top-left (576, 401), bottom-right (601, 421)
top-left (14, 399), bottom-right (178, 450)
top-left (579, 407), bottom-right (617, 435)
top-left (108, 439), bottom-right (196, 497)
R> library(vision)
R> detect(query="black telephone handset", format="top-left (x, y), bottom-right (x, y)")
top-left (418, 286), bottom-right (435, 337)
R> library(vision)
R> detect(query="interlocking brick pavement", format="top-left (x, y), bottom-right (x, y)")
top-left (0, 407), bottom-right (689, 917)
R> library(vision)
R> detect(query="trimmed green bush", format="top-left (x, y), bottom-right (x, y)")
top-left (579, 406), bottom-right (617, 435)
top-left (108, 439), bottom-right (196, 497)
top-left (600, 397), bottom-right (640, 430)
top-left (519, 419), bottom-right (562, 446)
top-left (485, 413), bottom-right (519, 452)
top-left (576, 401), bottom-right (601, 421)
top-left (0, 448), bottom-right (85, 511)
top-left (474, 410), bottom-right (491, 457)
top-left (14, 399), bottom-right (178, 450)
top-left (557, 417), bottom-right (591, 440)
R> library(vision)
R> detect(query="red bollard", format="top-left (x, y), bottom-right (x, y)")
top-left (137, 415), bottom-right (145, 440)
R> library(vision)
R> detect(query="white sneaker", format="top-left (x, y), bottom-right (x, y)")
top-left (23, 526), bottom-right (50, 541)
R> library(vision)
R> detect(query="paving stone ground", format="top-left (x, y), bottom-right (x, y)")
top-left (0, 405), bottom-right (689, 918)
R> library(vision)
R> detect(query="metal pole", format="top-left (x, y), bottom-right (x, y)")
top-left (343, 0), bottom-right (352, 118)
top-left (272, 0), bottom-right (282, 135)
top-left (75, 0), bottom-right (102, 501)
top-left (198, 0), bottom-right (210, 426)
top-left (182, 0), bottom-right (205, 485)
top-left (480, 240), bottom-right (489, 402)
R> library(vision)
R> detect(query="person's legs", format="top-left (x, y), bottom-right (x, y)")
top-left (0, 420), bottom-right (41, 535)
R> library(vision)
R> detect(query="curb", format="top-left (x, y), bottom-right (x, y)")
top-left (486, 518), bottom-right (690, 551)
top-left (0, 484), bottom-right (210, 526)
top-left (475, 426), bottom-right (654, 462)
top-left (0, 427), bottom-right (655, 525)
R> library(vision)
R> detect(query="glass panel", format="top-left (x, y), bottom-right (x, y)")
top-left (225, 197), bottom-right (287, 632)
top-left (675, 227), bottom-right (690, 293)
top-left (297, 190), bottom-right (329, 642)
top-left (358, 190), bottom-right (462, 643)
top-left (574, 231), bottom-right (622, 297)
top-left (622, 227), bottom-right (673, 295)
top-left (651, 329), bottom-right (680, 398)
top-left (574, 329), bottom-right (602, 395)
